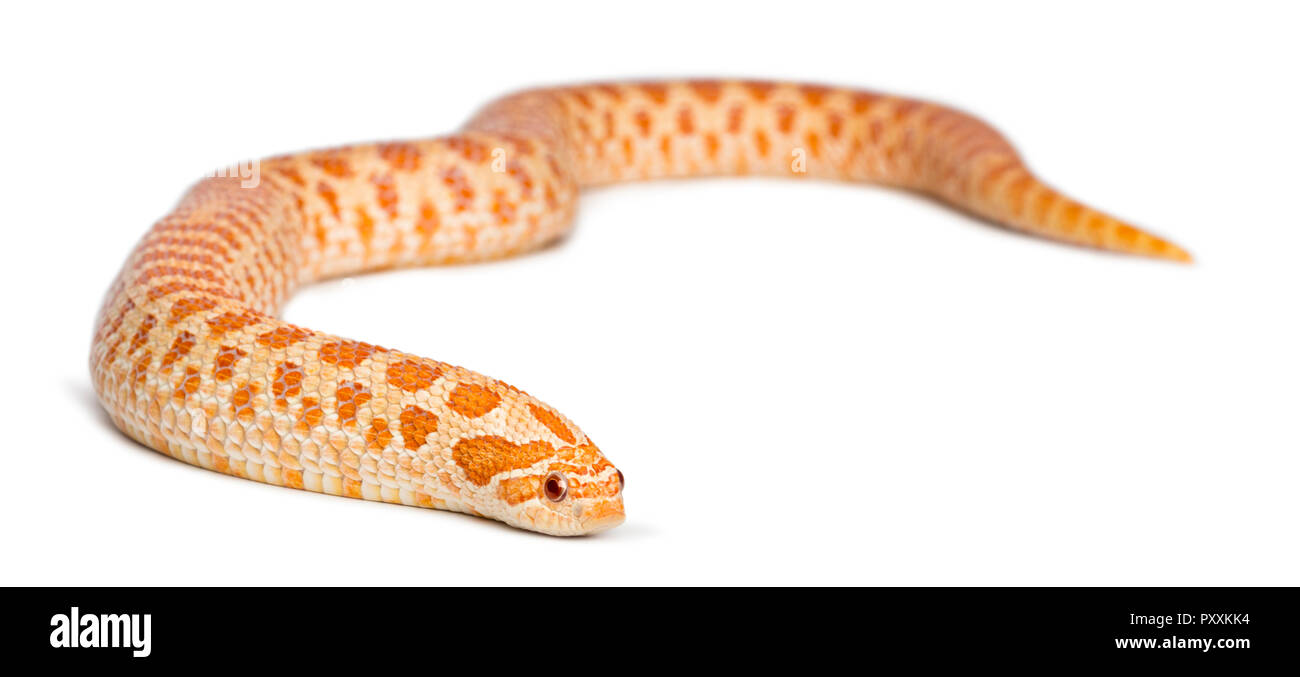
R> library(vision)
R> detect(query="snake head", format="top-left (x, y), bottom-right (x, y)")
top-left (455, 435), bottom-right (625, 536)
top-left (514, 443), bottom-right (625, 536)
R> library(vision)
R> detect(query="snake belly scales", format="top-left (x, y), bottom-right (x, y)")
top-left (90, 80), bottom-right (1191, 536)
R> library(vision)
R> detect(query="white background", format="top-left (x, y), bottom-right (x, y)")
top-left (1, 1), bottom-right (1296, 586)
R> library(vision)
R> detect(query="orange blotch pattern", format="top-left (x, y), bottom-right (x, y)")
top-left (497, 476), bottom-right (542, 505)
top-left (745, 81), bottom-right (775, 101)
top-left (126, 314), bottom-right (157, 356)
top-left (146, 280), bottom-right (215, 303)
top-left (297, 396), bottom-right (324, 431)
top-left (689, 80), bottom-right (723, 104)
top-left (621, 137), bottom-right (634, 165)
top-left (318, 340), bottom-right (380, 368)
top-left (365, 417), bottom-right (393, 452)
top-left (355, 207), bottom-right (375, 247)
top-left (168, 297), bottom-right (218, 325)
top-left (633, 110), bottom-right (652, 138)
top-left (452, 435), bottom-right (556, 486)
top-left (415, 200), bottom-right (440, 246)
top-left (136, 265), bottom-right (222, 288)
top-left (173, 366), bottom-right (202, 403)
top-left (398, 405), bottom-right (439, 450)
top-left (446, 383), bottom-right (502, 418)
top-left (851, 92), bottom-right (878, 114)
top-left (677, 107), bottom-right (695, 135)
top-left (256, 324), bottom-right (313, 349)
top-left (527, 403), bottom-right (577, 445)
top-left (147, 281), bottom-right (231, 305)
top-left (334, 381), bottom-right (371, 429)
top-left (1114, 223), bottom-right (1140, 246)
top-left (1059, 202), bottom-right (1083, 230)
top-left (798, 85), bottom-right (828, 107)
top-left (442, 167), bottom-right (475, 212)
top-left (726, 105), bottom-right (745, 134)
top-left (205, 309), bottom-right (264, 338)
top-left (805, 131), bottom-right (822, 159)
top-left (160, 331), bottom-right (197, 372)
top-left (129, 351), bottom-right (152, 387)
top-left (491, 190), bottom-right (517, 226)
top-left (211, 345), bottom-right (248, 382)
top-left (310, 151), bottom-right (353, 178)
top-left (282, 469), bottom-right (305, 490)
top-left (775, 104), bottom-right (797, 134)
top-left (377, 142), bottom-right (422, 171)
top-left (385, 359), bottom-right (442, 392)
top-left (231, 381), bottom-right (262, 422)
top-left (445, 137), bottom-right (490, 163)
top-left (316, 181), bottom-right (341, 219)
top-left (271, 361), bottom-right (304, 410)
top-left (276, 166), bottom-right (306, 187)
top-left (506, 160), bottom-right (533, 197)
top-left (371, 173), bottom-right (400, 220)
top-left (639, 83), bottom-right (668, 104)
top-left (593, 83), bottom-right (623, 101)
top-left (570, 90), bottom-right (593, 109)
top-left (705, 134), bottom-right (720, 162)
top-left (826, 112), bottom-right (844, 139)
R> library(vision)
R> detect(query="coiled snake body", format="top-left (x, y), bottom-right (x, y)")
top-left (91, 81), bottom-right (1190, 535)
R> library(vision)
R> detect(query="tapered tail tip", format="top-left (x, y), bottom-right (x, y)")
top-left (1117, 221), bottom-right (1193, 263)
top-left (1149, 237), bottom-right (1194, 264)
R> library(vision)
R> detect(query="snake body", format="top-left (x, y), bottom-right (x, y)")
top-left (91, 81), bottom-right (1190, 535)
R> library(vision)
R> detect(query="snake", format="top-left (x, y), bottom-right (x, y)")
top-left (90, 80), bottom-right (1191, 536)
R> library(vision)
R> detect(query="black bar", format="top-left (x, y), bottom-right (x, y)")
top-left (2, 587), bottom-right (1286, 666)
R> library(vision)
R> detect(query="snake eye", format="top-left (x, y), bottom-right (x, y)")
top-left (543, 472), bottom-right (568, 502)
top-left (616, 469), bottom-right (625, 492)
